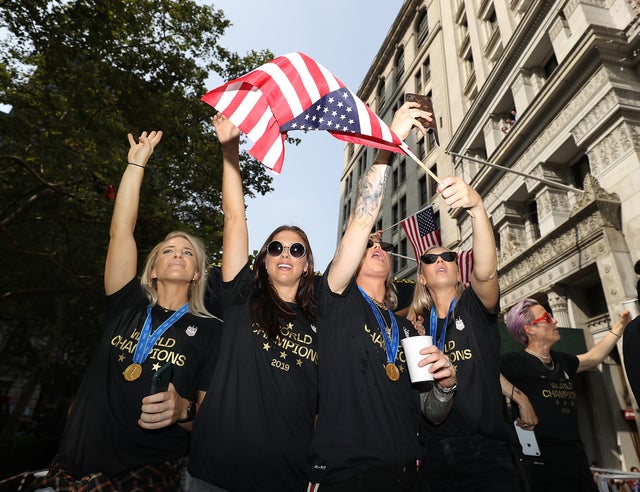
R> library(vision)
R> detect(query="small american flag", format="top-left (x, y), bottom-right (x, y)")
top-left (401, 205), bottom-right (442, 260)
top-left (401, 206), bottom-right (474, 285)
top-left (202, 52), bottom-right (409, 173)
top-left (457, 249), bottom-right (474, 287)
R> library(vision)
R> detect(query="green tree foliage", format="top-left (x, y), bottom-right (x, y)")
top-left (0, 0), bottom-right (273, 447)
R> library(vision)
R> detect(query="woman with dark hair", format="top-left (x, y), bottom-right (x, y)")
top-left (187, 114), bottom-right (317, 492)
top-left (31, 131), bottom-right (222, 491)
top-left (503, 298), bottom-right (631, 492)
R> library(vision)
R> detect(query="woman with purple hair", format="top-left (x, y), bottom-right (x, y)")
top-left (502, 298), bottom-right (631, 492)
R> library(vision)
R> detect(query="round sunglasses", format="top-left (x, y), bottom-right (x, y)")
top-left (420, 251), bottom-right (457, 264)
top-left (266, 240), bottom-right (307, 259)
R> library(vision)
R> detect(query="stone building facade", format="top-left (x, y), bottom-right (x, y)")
top-left (338, 0), bottom-right (640, 470)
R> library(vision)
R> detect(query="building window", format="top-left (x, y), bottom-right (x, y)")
top-left (399, 159), bottom-right (406, 184)
top-left (429, 164), bottom-right (438, 198)
top-left (392, 165), bottom-right (399, 191)
top-left (415, 71), bottom-right (422, 94)
top-left (419, 175), bottom-right (428, 206)
top-left (416, 9), bottom-right (429, 47)
top-left (359, 151), bottom-right (367, 177)
top-left (418, 136), bottom-right (426, 161)
top-left (376, 219), bottom-right (383, 232)
top-left (377, 78), bottom-right (386, 111)
top-left (488, 9), bottom-right (498, 31)
top-left (399, 237), bottom-right (408, 269)
top-left (423, 57), bottom-right (431, 82)
top-left (392, 202), bottom-right (399, 224)
top-left (426, 130), bottom-right (437, 154)
top-left (543, 54), bottom-right (558, 78)
top-left (395, 47), bottom-right (405, 85)
top-left (571, 156), bottom-right (590, 189)
top-left (525, 201), bottom-right (540, 242)
top-left (399, 194), bottom-right (407, 222)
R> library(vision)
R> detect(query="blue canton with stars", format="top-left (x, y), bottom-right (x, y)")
top-left (280, 89), bottom-right (360, 133)
top-left (417, 207), bottom-right (437, 237)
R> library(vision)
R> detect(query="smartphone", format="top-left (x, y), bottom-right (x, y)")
top-left (404, 93), bottom-right (439, 144)
top-left (514, 421), bottom-right (541, 456)
top-left (150, 362), bottom-right (174, 394)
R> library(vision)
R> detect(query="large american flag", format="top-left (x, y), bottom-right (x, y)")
top-left (401, 205), bottom-right (474, 286)
top-left (202, 52), bottom-right (409, 173)
top-left (401, 205), bottom-right (442, 260)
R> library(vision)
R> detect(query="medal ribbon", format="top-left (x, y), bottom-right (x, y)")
top-left (132, 303), bottom-right (189, 365)
top-left (429, 297), bottom-right (456, 352)
top-left (358, 286), bottom-right (399, 366)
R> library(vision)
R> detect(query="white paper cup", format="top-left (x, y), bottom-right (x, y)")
top-left (622, 299), bottom-right (640, 320)
top-left (401, 335), bottom-right (434, 383)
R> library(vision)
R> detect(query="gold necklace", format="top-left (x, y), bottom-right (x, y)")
top-left (369, 296), bottom-right (387, 310)
top-left (525, 348), bottom-right (554, 370)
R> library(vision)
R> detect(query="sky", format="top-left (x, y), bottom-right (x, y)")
top-left (207, 0), bottom-right (403, 272)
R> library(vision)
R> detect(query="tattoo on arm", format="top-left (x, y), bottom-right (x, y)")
top-left (353, 165), bottom-right (390, 223)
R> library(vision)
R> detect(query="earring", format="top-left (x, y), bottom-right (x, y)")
top-left (302, 270), bottom-right (308, 277)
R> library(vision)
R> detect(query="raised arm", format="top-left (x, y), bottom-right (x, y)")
top-left (104, 131), bottom-right (163, 295)
top-left (327, 102), bottom-right (431, 294)
top-left (438, 177), bottom-right (498, 310)
top-left (213, 114), bottom-right (246, 282)
top-left (577, 310), bottom-right (631, 372)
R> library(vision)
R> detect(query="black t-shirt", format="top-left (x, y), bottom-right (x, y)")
top-left (308, 271), bottom-right (422, 483)
top-left (57, 278), bottom-right (222, 478)
top-left (422, 287), bottom-right (513, 442)
top-left (624, 317), bottom-right (640, 405)
top-left (189, 263), bottom-right (318, 492)
top-left (501, 350), bottom-right (581, 446)
top-left (501, 350), bottom-right (597, 491)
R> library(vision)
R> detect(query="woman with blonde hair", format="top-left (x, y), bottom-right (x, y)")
top-left (31, 130), bottom-right (222, 491)
top-left (410, 178), bottom-right (522, 491)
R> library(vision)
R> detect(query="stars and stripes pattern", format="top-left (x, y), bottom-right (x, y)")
top-left (401, 205), bottom-right (442, 260)
top-left (201, 52), bottom-right (409, 173)
top-left (400, 204), bottom-right (474, 286)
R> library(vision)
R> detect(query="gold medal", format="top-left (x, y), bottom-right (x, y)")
top-left (385, 363), bottom-right (400, 381)
top-left (123, 363), bottom-right (143, 381)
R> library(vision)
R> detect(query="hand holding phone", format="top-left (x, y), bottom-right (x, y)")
top-left (404, 93), bottom-right (439, 144)
top-left (150, 362), bottom-right (174, 394)
top-left (514, 420), bottom-right (541, 456)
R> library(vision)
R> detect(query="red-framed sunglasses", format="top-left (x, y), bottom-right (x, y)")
top-left (529, 311), bottom-right (554, 326)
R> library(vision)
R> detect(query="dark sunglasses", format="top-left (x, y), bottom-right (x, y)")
top-left (529, 311), bottom-right (553, 326)
top-left (266, 240), bottom-right (307, 259)
top-left (367, 239), bottom-right (393, 252)
top-left (420, 251), bottom-right (457, 264)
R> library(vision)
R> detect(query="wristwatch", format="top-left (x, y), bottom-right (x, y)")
top-left (177, 401), bottom-right (196, 423)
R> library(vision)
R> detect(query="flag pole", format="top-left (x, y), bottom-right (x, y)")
top-left (389, 251), bottom-right (418, 262)
top-left (447, 151), bottom-right (585, 194)
top-left (404, 146), bottom-right (442, 184)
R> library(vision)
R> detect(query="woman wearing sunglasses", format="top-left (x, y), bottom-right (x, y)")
top-left (308, 103), bottom-right (456, 492)
top-left (409, 177), bottom-right (523, 491)
top-left (187, 114), bottom-right (317, 492)
top-left (503, 299), bottom-right (631, 492)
